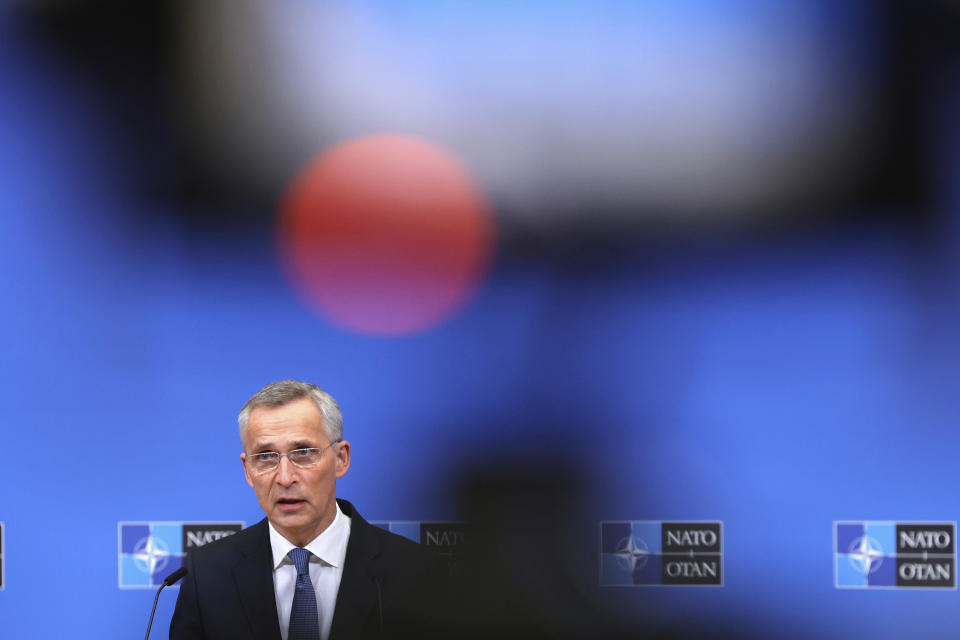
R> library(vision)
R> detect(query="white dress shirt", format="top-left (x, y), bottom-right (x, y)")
top-left (269, 503), bottom-right (352, 640)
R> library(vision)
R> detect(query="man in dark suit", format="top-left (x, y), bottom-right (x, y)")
top-left (170, 380), bottom-right (443, 640)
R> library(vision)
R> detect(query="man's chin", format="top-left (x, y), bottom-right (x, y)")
top-left (269, 504), bottom-right (316, 529)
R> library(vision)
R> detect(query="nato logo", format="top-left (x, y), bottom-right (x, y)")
top-left (0, 521), bottom-right (4, 590)
top-left (118, 521), bottom-right (243, 589)
top-left (600, 521), bottom-right (723, 586)
top-left (835, 521), bottom-right (956, 589)
top-left (372, 521), bottom-right (467, 576)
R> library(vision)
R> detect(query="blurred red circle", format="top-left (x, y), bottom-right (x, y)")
top-left (277, 134), bottom-right (495, 335)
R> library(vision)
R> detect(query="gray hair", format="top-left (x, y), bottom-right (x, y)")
top-left (238, 380), bottom-right (343, 445)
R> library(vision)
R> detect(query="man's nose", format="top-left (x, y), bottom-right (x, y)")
top-left (275, 455), bottom-right (297, 485)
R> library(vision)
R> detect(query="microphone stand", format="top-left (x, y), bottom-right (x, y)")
top-left (145, 567), bottom-right (188, 640)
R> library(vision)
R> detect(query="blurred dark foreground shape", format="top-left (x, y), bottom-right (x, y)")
top-left (397, 458), bottom-right (750, 640)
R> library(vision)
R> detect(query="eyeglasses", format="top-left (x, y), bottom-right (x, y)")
top-left (245, 440), bottom-right (341, 475)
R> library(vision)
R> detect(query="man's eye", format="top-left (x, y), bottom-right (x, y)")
top-left (289, 449), bottom-right (312, 461)
top-left (255, 452), bottom-right (277, 462)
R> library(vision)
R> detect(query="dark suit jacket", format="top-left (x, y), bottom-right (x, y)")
top-left (170, 499), bottom-right (445, 640)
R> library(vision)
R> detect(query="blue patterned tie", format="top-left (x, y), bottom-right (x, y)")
top-left (287, 548), bottom-right (320, 640)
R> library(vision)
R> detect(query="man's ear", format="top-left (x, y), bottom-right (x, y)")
top-left (241, 453), bottom-right (254, 487)
top-left (334, 440), bottom-right (351, 479)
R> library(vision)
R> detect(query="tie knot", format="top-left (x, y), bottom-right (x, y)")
top-left (288, 547), bottom-right (311, 576)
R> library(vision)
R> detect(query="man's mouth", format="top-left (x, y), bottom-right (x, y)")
top-left (276, 498), bottom-right (306, 511)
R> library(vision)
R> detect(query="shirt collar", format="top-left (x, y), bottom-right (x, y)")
top-left (268, 501), bottom-right (351, 570)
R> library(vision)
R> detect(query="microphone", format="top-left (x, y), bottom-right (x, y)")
top-left (144, 566), bottom-right (188, 640)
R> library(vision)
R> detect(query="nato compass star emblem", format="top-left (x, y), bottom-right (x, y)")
top-left (133, 535), bottom-right (171, 576)
top-left (119, 522), bottom-right (186, 589)
top-left (847, 535), bottom-right (885, 575)
top-left (614, 535), bottom-right (650, 572)
top-left (835, 521), bottom-right (897, 588)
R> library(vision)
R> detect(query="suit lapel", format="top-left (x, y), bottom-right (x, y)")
top-left (232, 519), bottom-right (283, 640)
top-left (330, 500), bottom-right (381, 640)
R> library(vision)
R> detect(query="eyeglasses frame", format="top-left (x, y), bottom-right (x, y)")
top-left (244, 439), bottom-right (343, 475)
